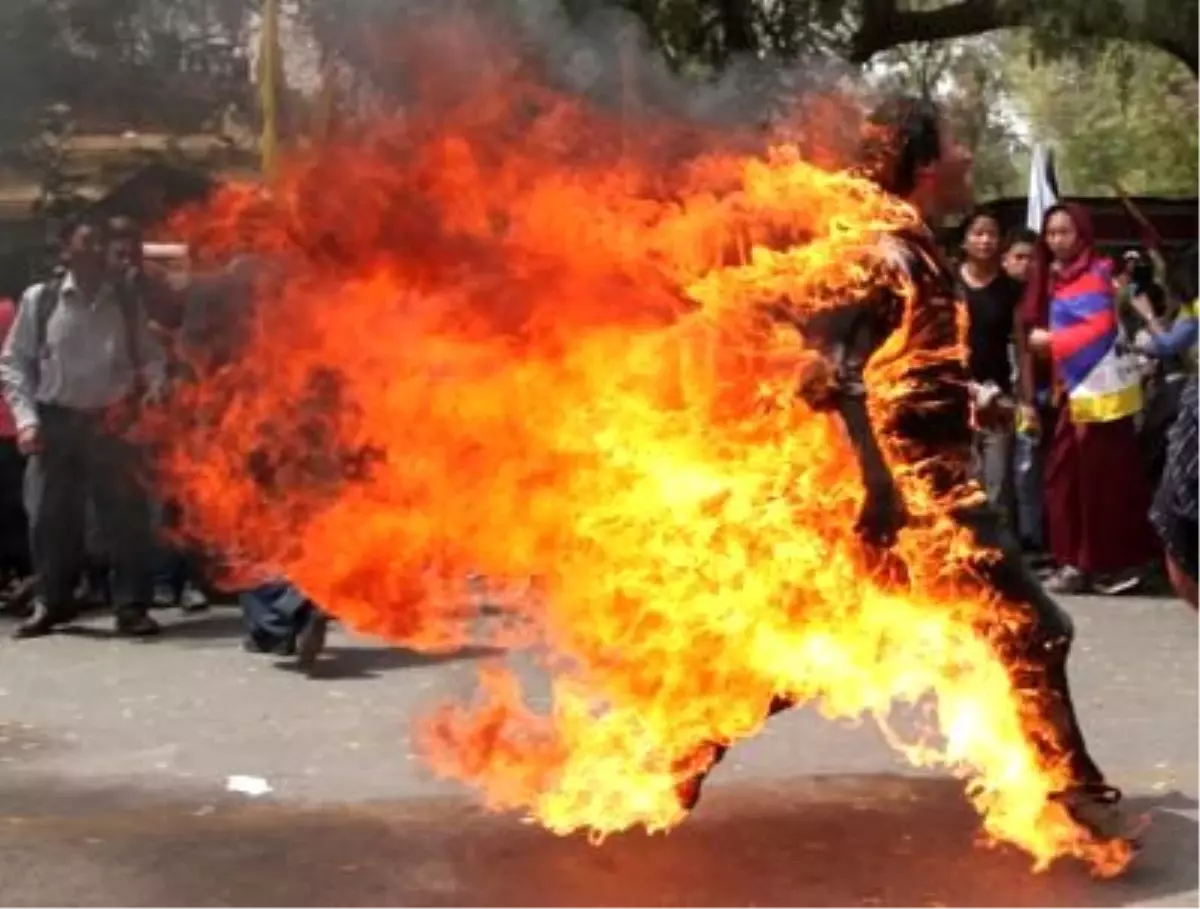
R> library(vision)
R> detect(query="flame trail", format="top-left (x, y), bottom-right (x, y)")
top-left (153, 35), bottom-right (1129, 876)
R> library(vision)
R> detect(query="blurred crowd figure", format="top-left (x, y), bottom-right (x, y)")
top-left (957, 202), bottom-right (1198, 604)
top-left (0, 213), bottom-right (329, 665)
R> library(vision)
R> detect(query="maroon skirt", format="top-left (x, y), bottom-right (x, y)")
top-left (1044, 410), bottom-right (1158, 575)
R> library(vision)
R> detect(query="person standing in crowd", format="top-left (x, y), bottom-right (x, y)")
top-left (1142, 245), bottom-right (1200, 609)
top-left (1150, 373), bottom-right (1198, 609)
top-left (957, 208), bottom-right (1022, 526)
top-left (1022, 203), bottom-right (1157, 595)
top-left (0, 216), bottom-right (166, 638)
top-left (1006, 228), bottom-right (1053, 564)
top-left (1002, 228), bottom-right (1037, 284)
top-left (1129, 242), bottom-right (1198, 366)
top-left (107, 216), bottom-right (209, 613)
top-left (0, 295), bottom-right (32, 601)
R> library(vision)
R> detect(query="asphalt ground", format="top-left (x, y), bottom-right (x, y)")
top-left (0, 594), bottom-right (1195, 906)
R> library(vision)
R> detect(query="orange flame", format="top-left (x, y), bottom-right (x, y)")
top-left (154, 45), bottom-right (1129, 877)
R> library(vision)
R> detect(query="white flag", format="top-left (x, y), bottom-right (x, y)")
top-left (1026, 144), bottom-right (1059, 232)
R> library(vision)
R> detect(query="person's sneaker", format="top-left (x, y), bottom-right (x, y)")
top-left (12, 600), bottom-right (70, 639)
top-left (1093, 571), bottom-right (1143, 596)
top-left (295, 608), bottom-right (329, 671)
top-left (179, 584), bottom-right (210, 613)
top-left (1045, 565), bottom-right (1091, 594)
top-left (115, 608), bottom-right (160, 637)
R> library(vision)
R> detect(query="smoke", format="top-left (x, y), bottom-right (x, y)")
top-left (308, 0), bottom-right (865, 143)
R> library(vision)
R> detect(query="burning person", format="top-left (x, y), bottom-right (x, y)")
top-left (150, 54), bottom-right (1137, 870)
top-left (672, 96), bottom-right (1135, 848)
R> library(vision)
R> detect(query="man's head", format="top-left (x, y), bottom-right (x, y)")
top-left (58, 215), bottom-right (108, 284)
top-left (1002, 228), bottom-right (1037, 284)
top-left (864, 95), bottom-right (974, 219)
top-left (107, 215), bottom-right (144, 282)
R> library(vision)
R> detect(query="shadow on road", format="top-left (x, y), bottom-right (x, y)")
top-left (285, 644), bottom-right (507, 680)
top-left (0, 774), bottom-right (1194, 906)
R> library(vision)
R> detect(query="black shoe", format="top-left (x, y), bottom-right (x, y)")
top-left (12, 600), bottom-right (69, 639)
top-left (295, 609), bottom-right (329, 671)
top-left (0, 575), bottom-right (36, 618)
top-left (673, 742), bottom-right (728, 812)
top-left (1053, 784), bottom-right (1141, 847)
top-left (115, 608), bottom-right (160, 637)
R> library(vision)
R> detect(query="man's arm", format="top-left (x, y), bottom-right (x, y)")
top-left (833, 390), bottom-right (906, 546)
top-left (790, 300), bottom-right (906, 547)
top-left (0, 286), bottom-right (43, 433)
top-left (1142, 315), bottom-right (1198, 359)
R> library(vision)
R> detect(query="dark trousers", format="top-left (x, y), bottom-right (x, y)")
top-left (0, 437), bottom-right (30, 577)
top-left (695, 497), bottom-right (1105, 794)
top-left (951, 500), bottom-right (1102, 787)
top-left (25, 404), bottom-right (154, 610)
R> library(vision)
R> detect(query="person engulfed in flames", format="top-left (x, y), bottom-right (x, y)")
top-left (674, 96), bottom-right (1137, 848)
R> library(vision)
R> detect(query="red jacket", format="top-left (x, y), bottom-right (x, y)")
top-left (0, 298), bottom-right (17, 438)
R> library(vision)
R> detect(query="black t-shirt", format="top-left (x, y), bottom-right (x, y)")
top-left (960, 270), bottom-right (1021, 393)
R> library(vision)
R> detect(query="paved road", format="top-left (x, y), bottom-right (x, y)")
top-left (0, 595), bottom-right (1195, 906)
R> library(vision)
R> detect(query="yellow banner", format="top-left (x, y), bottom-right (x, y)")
top-left (259, 0), bottom-right (280, 179)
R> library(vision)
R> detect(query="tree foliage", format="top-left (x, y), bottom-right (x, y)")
top-left (0, 0), bottom-right (255, 157)
top-left (1005, 38), bottom-right (1199, 196)
top-left (599, 0), bottom-right (1197, 76)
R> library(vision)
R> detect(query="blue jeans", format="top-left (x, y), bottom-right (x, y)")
top-left (240, 580), bottom-right (313, 651)
top-left (1013, 392), bottom-right (1053, 551)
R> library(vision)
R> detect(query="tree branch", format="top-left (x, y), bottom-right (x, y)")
top-left (850, 0), bottom-right (1026, 63)
top-left (848, 0), bottom-right (1198, 77)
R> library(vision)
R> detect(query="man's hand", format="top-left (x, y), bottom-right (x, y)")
top-left (1027, 327), bottom-right (1053, 358)
top-left (856, 475), bottom-right (907, 548)
top-left (793, 351), bottom-right (838, 411)
top-left (1016, 402), bottom-right (1040, 437)
top-left (17, 425), bottom-right (41, 456)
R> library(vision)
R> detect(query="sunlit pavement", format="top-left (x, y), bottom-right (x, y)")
top-left (0, 595), bottom-right (1195, 907)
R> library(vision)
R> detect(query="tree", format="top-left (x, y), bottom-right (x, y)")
top-left (0, 0), bottom-right (257, 159)
top-left (1005, 38), bottom-right (1199, 196)
top-left (589, 0), bottom-right (1197, 77)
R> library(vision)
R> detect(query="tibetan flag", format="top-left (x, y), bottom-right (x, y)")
top-left (1049, 260), bottom-right (1143, 422)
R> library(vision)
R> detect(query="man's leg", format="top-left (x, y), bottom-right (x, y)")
top-left (952, 500), bottom-right (1139, 845)
top-left (86, 421), bottom-right (158, 636)
top-left (17, 408), bottom-right (86, 638)
top-left (955, 501), bottom-right (1102, 781)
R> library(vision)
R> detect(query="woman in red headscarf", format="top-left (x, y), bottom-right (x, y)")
top-left (1018, 203), bottom-right (1158, 594)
